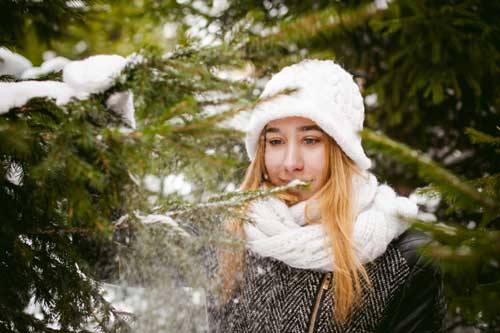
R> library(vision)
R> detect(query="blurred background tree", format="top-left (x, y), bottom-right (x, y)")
top-left (1, 0), bottom-right (498, 332)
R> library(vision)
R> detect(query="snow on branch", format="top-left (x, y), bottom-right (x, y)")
top-left (63, 55), bottom-right (126, 94)
top-left (0, 50), bottom-right (136, 128)
top-left (0, 47), bottom-right (32, 77)
top-left (0, 81), bottom-right (88, 113)
top-left (21, 56), bottom-right (70, 79)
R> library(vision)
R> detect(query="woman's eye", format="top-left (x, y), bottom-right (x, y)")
top-left (268, 139), bottom-right (283, 145)
top-left (304, 138), bottom-right (319, 144)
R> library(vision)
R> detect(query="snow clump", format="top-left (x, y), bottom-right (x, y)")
top-left (0, 47), bottom-right (32, 77)
top-left (0, 50), bottom-right (136, 128)
top-left (106, 90), bottom-right (136, 129)
top-left (0, 81), bottom-right (88, 114)
top-left (62, 55), bottom-right (127, 94)
top-left (21, 56), bottom-right (70, 79)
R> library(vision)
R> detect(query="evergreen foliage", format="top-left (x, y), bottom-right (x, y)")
top-left (361, 128), bottom-right (500, 330)
top-left (0, 45), bottom-right (257, 331)
top-left (0, 0), bottom-right (99, 63)
top-left (1, 0), bottom-right (498, 332)
top-left (0, 0), bottom-right (93, 47)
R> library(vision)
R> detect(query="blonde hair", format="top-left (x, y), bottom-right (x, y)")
top-left (217, 131), bottom-right (370, 322)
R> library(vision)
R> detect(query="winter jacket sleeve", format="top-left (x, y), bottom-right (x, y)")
top-left (376, 230), bottom-right (447, 333)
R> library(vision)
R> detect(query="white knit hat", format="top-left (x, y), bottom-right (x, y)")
top-left (245, 59), bottom-right (372, 170)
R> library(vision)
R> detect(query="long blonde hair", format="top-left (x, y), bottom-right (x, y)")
top-left (218, 131), bottom-right (371, 322)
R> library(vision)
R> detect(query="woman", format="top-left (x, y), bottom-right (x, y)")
top-left (208, 60), bottom-right (446, 332)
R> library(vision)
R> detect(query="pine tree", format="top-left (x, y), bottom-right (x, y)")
top-left (361, 127), bottom-right (500, 331)
top-left (0, 43), bottom-right (259, 330)
top-left (1, 0), bottom-right (498, 331)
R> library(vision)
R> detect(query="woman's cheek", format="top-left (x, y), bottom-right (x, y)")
top-left (306, 145), bottom-right (326, 161)
top-left (264, 149), bottom-right (284, 179)
top-left (305, 146), bottom-right (327, 177)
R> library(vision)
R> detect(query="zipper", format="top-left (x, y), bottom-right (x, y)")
top-left (308, 272), bottom-right (332, 333)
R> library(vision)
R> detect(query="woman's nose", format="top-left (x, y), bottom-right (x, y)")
top-left (283, 143), bottom-right (304, 172)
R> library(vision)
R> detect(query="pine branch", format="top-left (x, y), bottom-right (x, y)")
top-left (361, 129), bottom-right (499, 216)
top-left (170, 88), bottom-right (296, 133)
top-left (244, 3), bottom-right (381, 63)
top-left (160, 179), bottom-right (309, 218)
top-left (466, 127), bottom-right (500, 147)
top-left (417, 173), bottom-right (500, 211)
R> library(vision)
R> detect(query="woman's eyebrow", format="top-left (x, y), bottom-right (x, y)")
top-left (265, 125), bottom-right (323, 134)
top-left (299, 125), bottom-right (323, 132)
top-left (265, 127), bottom-right (280, 133)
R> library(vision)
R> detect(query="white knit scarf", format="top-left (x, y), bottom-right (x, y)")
top-left (243, 172), bottom-right (418, 271)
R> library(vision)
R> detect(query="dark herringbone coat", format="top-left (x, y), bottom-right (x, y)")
top-left (207, 230), bottom-right (446, 333)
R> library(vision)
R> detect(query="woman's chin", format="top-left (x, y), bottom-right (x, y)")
top-left (287, 189), bottom-right (312, 202)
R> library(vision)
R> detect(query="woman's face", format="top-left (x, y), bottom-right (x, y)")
top-left (264, 116), bottom-right (328, 201)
